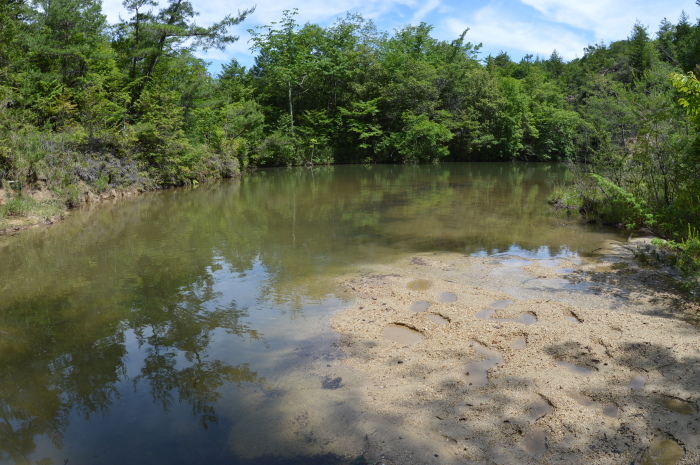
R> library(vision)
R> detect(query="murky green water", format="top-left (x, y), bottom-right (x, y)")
top-left (0, 163), bottom-right (623, 465)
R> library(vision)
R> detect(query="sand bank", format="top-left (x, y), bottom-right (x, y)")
top-left (331, 238), bottom-right (699, 465)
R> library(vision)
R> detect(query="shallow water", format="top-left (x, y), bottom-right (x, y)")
top-left (383, 324), bottom-right (424, 345)
top-left (638, 439), bottom-right (684, 465)
top-left (489, 299), bottom-right (514, 309)
top-left (630, 374), bottom-right (648, 390)
top-left (567, 391), bottom-right (619, 417)
top-left (409, 300), bottom-right (432, 312)
top-left (657, 397), bottom-right (696, 415)
top-left (426, 314), bottom-right (450, 325)
top-left (464, 341), bottom-right (504, 387)
top-left (407, 279), bottom-right (432, 291)
top-left (0, 163), bottom-right (625, 464)
top-left (439, 292), bottom-right (458, 303)
top-left (524, 427), bottom-right (547, 456)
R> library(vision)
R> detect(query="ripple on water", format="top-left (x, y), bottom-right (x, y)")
top-left (382, 325), bottom-right (423, 345)
top-left (407, 279), bottom-right (432, 291)
top-left (439, 292), bottom-right (457, 303)
top-left (409, 301), bottom-right (431, 312)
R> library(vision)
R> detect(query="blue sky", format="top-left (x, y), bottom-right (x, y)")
top-left (101, 0), bottom-right (698, 74)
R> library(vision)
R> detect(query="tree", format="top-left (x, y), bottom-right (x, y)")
top-left (628, 22), bottom-right (657, 75)
top-left (547, 50), bottom-right (564, 77)
top-left (113, 0), bottom-right (254, 114)
top-left (248, 10), bottom-right (322, 135)
top-left (0, 0), bottom-right (28, 73)
top-left (671, 70), bottom-right (700, 122)
top-left (27, 0), bottom-right (108, 85)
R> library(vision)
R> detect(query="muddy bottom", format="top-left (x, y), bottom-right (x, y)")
top-left (331, 238), bottom-right (700, 465)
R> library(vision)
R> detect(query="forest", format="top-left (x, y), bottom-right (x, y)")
top-left (1, 0), bottom-right (699, 284)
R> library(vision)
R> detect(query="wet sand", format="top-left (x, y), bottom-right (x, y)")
top-left (331, 238), bottom-right (700, 465)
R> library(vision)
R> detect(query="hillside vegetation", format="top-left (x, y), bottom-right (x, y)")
top-left (1, 1), bottom-right (699, 283)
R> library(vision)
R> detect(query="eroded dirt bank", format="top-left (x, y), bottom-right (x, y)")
top-left (331, 238), bottom-right (700, 465)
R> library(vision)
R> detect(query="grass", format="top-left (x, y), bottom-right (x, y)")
top-left (0, 191), bottom-right (64, 230)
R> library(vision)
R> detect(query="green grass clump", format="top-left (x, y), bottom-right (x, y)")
top-left (1, 191), bottom-right (64, 229)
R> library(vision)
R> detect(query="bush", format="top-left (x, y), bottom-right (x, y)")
top-left (587, 174), bottom-right (655, 229)
top-left (651, 225), bottom-right (700, 293)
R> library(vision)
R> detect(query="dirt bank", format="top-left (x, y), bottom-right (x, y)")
top-left (331, 238), bottom-right (699, 465)
top-left (0, 183), bottom-right (144, 236)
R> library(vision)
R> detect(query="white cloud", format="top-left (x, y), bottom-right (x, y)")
top-left (443, 4), bottom-right (589, 60)
top-left (100, 0), bottom-right (700, 69)
top-left (100, 0), bottom-right (417, 67)
top-left (518, 0), bottom-right (695, 41)
top-left (410, 0), bottom-right (442, 25)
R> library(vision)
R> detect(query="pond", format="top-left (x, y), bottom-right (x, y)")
top-left (0, 163), bottom-right (624, 465)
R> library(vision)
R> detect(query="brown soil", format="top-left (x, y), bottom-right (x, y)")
top-left (331, 238), bottom-right (700, 465)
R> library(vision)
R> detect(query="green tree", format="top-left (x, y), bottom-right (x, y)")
top-left (628, 22), bottom-right (658, 75)
top-left (0, 0), bottom-right (28, 73)
top-left (547, 50), bottom-right (564, 77)
top-left (27, 0), bottom-right (108, 85)
top-left (113, 0), bottom-right (254, 114)
top-left (248, 9), bottom-right (322, 135)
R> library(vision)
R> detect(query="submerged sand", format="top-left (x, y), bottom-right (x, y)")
top-left (331, 238), bottom-right (700, 465)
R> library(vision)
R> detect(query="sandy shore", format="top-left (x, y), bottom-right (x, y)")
top-left (331, 238), bottom-right (699, 465)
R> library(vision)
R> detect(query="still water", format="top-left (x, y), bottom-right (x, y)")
top-left (0, 163), bottom-right (623, 464)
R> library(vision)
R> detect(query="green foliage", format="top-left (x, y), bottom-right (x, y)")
top-left (628, 22), bottom-right (659, 75)
top-left (113, 0), bottom-right (254, 112)
top-left (589, 173), bottom-right (656, 229)
top-left (671, 71), bottom-right (700, 122)
top-left (651, 225), bottom-right (700, 292)
top-left (0, 0), bottom-right (253, 202)
top-left (1, 0), bottom-right (700, 284)
top-left (1, 193), bottom-right (31, 217)
top-left (380, 111), bottom-right (453, 162)
top-left (673, 225), bottom-right (700, 287)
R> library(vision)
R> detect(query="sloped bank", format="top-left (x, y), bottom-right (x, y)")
top-left (0, 183), bottom-right (142, 235)
top-left (331, 238), bottom-right (699, 465)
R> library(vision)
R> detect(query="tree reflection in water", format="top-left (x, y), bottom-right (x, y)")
top-left (0, 263), bottom-right (263, 464)
top-left (0, 163), bottom-right (623, 464)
